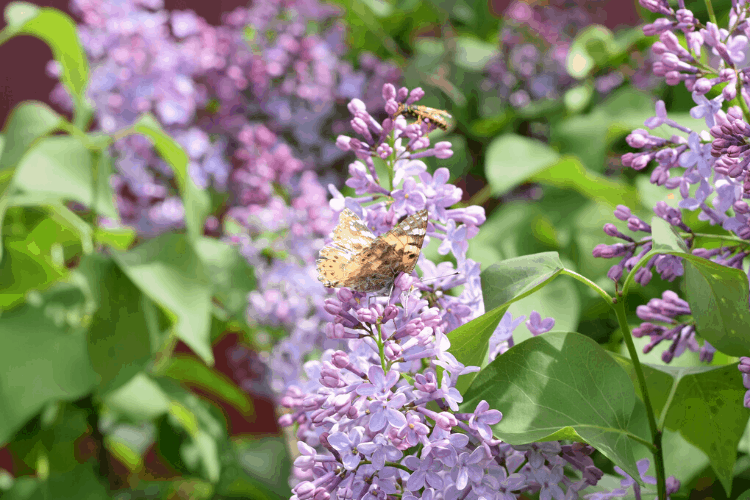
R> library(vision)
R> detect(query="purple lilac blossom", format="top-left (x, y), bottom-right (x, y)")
top-left (278, 85), bottom-right (625, 500)
top-left (482, 0), bottom-right (655, 110)
top-left (51, 0), bottom-right (400, 235)
top-left (596, 2), bottom-right (750, 374)
top-left (51, 0), bottom-right (401, 393)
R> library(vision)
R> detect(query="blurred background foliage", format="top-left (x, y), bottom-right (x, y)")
top-left (0, 0), bottom-right (747, 499)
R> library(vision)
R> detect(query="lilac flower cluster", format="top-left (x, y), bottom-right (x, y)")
top-left (586, 459), bottom-right (680, 500)
top-left (278, 85), bottom-right (629, 500)
top-left (51, 0), bottom-right (400, 235)
top-left (482, 0), bottom-right (653, 109)
top-left (595, 2), bottom-right (750, 377)
top-left (50, 0), bottom-right (401, 391)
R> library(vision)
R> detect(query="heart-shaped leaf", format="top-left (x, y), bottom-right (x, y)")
top-left (463, 331), bottom-right (645, 481)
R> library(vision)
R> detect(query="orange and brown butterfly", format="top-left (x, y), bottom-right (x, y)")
top-left (395, 103), bottom-right (452, 131)
top-left (316, 209), bottom-right (429, 293)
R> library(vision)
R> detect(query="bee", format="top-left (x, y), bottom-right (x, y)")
top-left (395, 104), bottom-right (452, 131)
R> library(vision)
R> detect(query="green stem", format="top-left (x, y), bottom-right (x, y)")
top-left (735, 71), bottom-right (750, 124)
top-left (383, 461), bottom-right (412, 473)
top-left (614, 298), bottom-right (666, 499)
top-left (704, 0), bottom-right (718, 26)
top-left (376, 322), bottom-right (387, 373)
top-left (560, 269), bottom-right (613, 306)
top-left (687, 232), bottom-right (750, 245)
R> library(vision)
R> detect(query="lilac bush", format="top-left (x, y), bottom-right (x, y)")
top-left (49, 0), bottom-right (402, 391)
top-left (52, 0), bottom-right (398, 236)
top-left (483, 0), bottom-right (655, 110)
top-left (591, 0), bottom-right (750, 401)
top-left (276, 84), bottom-right (679, 500)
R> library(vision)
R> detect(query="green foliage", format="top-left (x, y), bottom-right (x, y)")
top-left (462, 331), bottom-right (647, 482)
top-left (615, 355), bottom-right (749, 495)
top-left (2, 0), bottom-right (749, 498)
top-left (125, 115), bottom-right (210, 241)
top-left (0, 301), bottom-right (96, 445)
top-left (484, 134), bottom-right (560, 195)
top-left (648, 217), bottom-right (750, 357)
top-left (448, 252), bottom-right (563, 375)
top-left (1, 3), bottom-right (88, 102)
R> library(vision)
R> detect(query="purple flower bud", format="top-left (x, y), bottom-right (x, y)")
top-left (407, 87), bottom-right (425, 104)
top-left (639, 0), bottom-right (674, 15)
top-left (324, 298), bottom-right (343, 316)
top-left (382, 83), bottom-right (396, 101)
top-left (592, 243), bottom-right (629, 258)
top-left (634, 267), bottom-right (653, 286)
top-left (383, 305), bottom-right (398, 321)
top-left (434, 141), bottom-right (453, 159)
top-left (693, 78), bottom-right (712, 95)
top-left (614, 205), bottom-right (632, 220)
top-left (735, 201), bottom-right (750, 214)
top-left (332, 350), bottom-right (350, 369)
top-left (607, 263), bottom-right (625, 282)
top-left (643, 18), bottom-right (674, 36)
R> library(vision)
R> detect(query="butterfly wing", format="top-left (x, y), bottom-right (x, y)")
top-left (378, 209), bottom-right (428, 275)
top-left (317, 209), bottom-right (376, 288)
top-left (341, 209), bottom-right (428, 292)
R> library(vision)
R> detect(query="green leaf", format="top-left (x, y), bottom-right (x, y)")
top-left (551, 87), bottom-right (655, 173)
top-left (193, 237), bottom-right (256, 321)
top-left (507, 276), bottom-right (581, 343)
top-left (613, 353), bottom-right (747, 495)
top-left (80, 255), bottom-right (153, 393)
top-left (530, 156), bottom-right (640, 209)
top-left (0, 102), bottom-right (62, 175)
top-left (482, 252), bottom-right (565, 312)
top-left (454, 36), bottom-right (497, 71)
top-left (128, 114), bottom-right (210, 241)
top-left (448, 253), bottom-right (564, 373)
top-left (484, 134), bottom-right (560, 196)
top-left (112, 233), bottom-right (214, 364)
top-left (563, 83), bottom-right (594, 114)
top-left (566, 25), bottom-right (615, 79)
top-left (447, 307), bottom-right (508, 378)
top-left (163, 355), bottom-right (254, 415)
top-left (13, 137), bottom-right (118, 219)
top-left (221, 437), bottom-right (292, 499)
top-left (158, 380), bottom-right (225, 483)
top-left (3, 3), bottom-right (88, 100)
top-left (683, 258), bottom-right (750, 357)
top-left (648, 217), bottom-right (750, 357)
top-left (93, 225), bottom-right (136, 251)
top-left (0, 240), bottom-right (64, 297)
top-left (0, 303), bottom-right (96, 445)
top-left (105, 372), bottom-right (171, 421)
top-left (463, 331), bottom-right (644, 481)
top-left (663, 364), bottom-right (746, 495)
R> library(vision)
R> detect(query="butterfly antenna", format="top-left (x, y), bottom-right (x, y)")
top-left (418, 271), bottom-right (460, 284)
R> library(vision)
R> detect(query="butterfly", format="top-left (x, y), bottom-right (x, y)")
top-left (395, 104), bottom-right (452, 131)
top-left (316, 209), bottom-right (429, 294)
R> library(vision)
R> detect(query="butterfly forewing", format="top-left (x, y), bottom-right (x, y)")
top-left (316, 209), bottom-right (429, 293)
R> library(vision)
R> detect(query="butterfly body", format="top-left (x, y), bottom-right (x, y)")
top-left (316, 209), bottom-right (428, 293)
